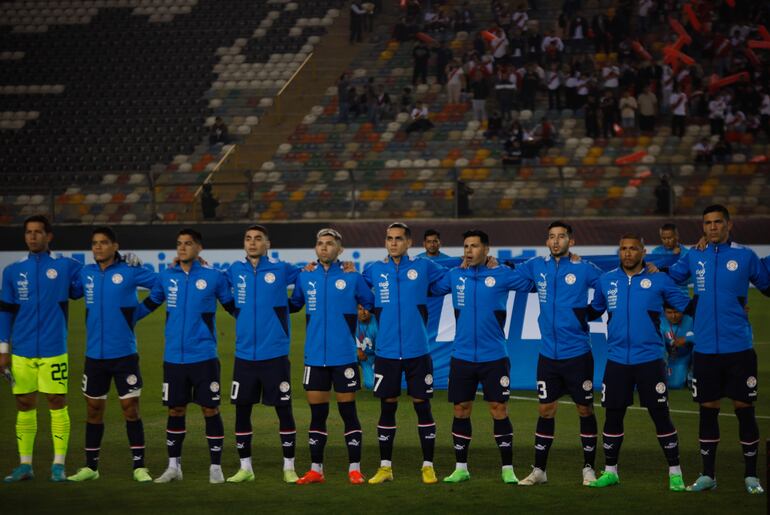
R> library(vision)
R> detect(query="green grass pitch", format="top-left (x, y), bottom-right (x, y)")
top-left (1, 291), bottom-right (768, 514)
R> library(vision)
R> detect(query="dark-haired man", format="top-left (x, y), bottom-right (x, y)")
top-left (364, 222), bottom-right (449, 485)
top-left (137, 229), bottom-right (235, 484)
top-left (666, 205), bottom-right (770, 494)
top-left (1, 215), bottom-right (82, 483)
top-left (588, 234), bottom-right (691, 491)
top-left (651, 223), bottom-right (689, 257)
top-left (513, 221), bottom-right (603, 487)
top-left (67, 227), bottom-right (158, 483)
top-left (430, 230), bottom-right (530, 484)
top-left (223, 225), bottom-right (302, 484)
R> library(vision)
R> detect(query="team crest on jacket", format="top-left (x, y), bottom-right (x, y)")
top-left (112, 274), bottom-right (124, 285)
top-left (264, 272), bottom-right (276, 284)
top-left (46, 268), bottom-right (58, 279)
top-left (279, 381), bottom-right (291, 393)
top-left (195, 279), bottom-right (207, 290)
top-left (640, 278), bottom-right (652, 289)
top-left (655, 382), bottom-right (666, 394)
top-left (747, 376), bottom-right (757, 388)
top-left (582, 380), bottom-right (593, 391)
top-left (500, 375), bottom-right (510, 387)
top-left (335, 279), bottom-right (347, 290)
top-left (424, 374), bottom-right (433, 385)
top-left (210, 381), bottom-right (220, 393)
top-left (126, 374), bottom-right (138, 386)
top-left (726, 260), bottom-right (738, 271)
top-left (344, 367), bottom-right (355, 379)
top-left (565, 273), bottom-right (576, 285)
top-left (407, 269), bottom-right (418, 280)
top-left (485, 276), bottom-right (496, 287)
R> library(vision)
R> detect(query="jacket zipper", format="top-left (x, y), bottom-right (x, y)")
top-left (253, 262), bottom-right (258, 360)
top-left (180, 273), bottom-right (189, 362)
top-left (626, 275), bottom-right (632, 364)
top-left (552, 259), bottom-right (559, 359)
top-left (323, 268), bottom-right (328, 366)
top-left (396, 261), bottom-right (402, 359)
top-left (473, 268), bottom-right (478, 362)
top-left (713, 245), bottom-right (719, 354)
top-left (35, 255), bottom-right (40, 356)
top-left (100, 270), bottom-right (105, 359)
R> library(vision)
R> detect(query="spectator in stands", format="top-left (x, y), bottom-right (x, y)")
top-left (376, 84), bottom-right (393, 122)
top-left (600, 89), bottom-right (618, 138)
top-left (669, 84), bottom-right (687, 137)
top-left (521, 133), bottom-right (541, 164)
top-left (489, 26), bottom-right (510, 65)
top-left (565, 69), bottom-right (579, 109)
top-left (349, 86), bottom-right (365, 118)
top-left (541, 30), bottom-right (564, 64)
top-left (457, 179), bottom-right (474, 217)
top-left (406, 101), bottom-right (434, 134)
top-left (434, 41), bottom-right (453, 85)
top-left (592, 12), bottom-right (612, 54)
top-left (692, 137), bottom-right (712, 164)
top-left (708, 93), bottom-right (727, 136)
top-left (495, 64), bottom-right (518, 120)
top-left (521, 65), bottom-right (540, 110)
top-left (485, 111), bottom-right (504, 139)
top-left (724, 106), bottom-right (746, 133)
top-left (761, 90), bottom-right (770, 139)
top-left (503, 138), bottom-right (523, 167)
top-left (350, 0), bottom-right (366, 43)
top-left (470, 75), bottom-right (489, 123)
top-left (637, 0), bottom-right (654, 34)
top-left (509, 28), bottom-right (527, 66)
top-left (363, 1), bottom-right (375, 32)
top-left (393, 16), bottom-right (416, 41)
top-left (602, 60), bottom-right (620, 94)
top-left (568, 14), bottom-right (588, 39)
top-left (446, 63), bottom-right (464, 104)
top-left (412, 40), bottom-right (430, 85)
top-left (400, 86), bottom-right (414, 113)
top-left (576, 70), bottom-right (590, 108)
top-left (584, 92), bottom-right (600, 138)
top-left (712, 135), bottom-right (732, 163)
top-left (544, 63), bottom-right (562, 110)
top-left (509, 120), bottom-right (525, 143)
top-left (209, 117), bottom-right (229, 146)
top-left (637, 85), bottom-right (657, 132)
top-left (619, 89), bottom-right (638, 130)
top-left (405, 0), bottom-right (421, 22)
top-left (660, 63), bottom-right (674, 114)
top-left (201, 183), bottom-right (219, 220)
top-left (456, 2), bottom-right (475, 31)
top-left (512, 5), bottom-right (529, 33)
top-left (654, 175), bottom-right (673, 215)
top-left (365, 78), bottom-right (378, 124)
top-left (336, 72), bottom-right (351, 123)
top-left (533, 116), bottom-right (556, 147)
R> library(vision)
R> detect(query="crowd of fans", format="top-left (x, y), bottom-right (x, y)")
top-left (338, 0), bottom-right (770, 164)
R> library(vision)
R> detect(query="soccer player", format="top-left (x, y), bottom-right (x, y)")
top-left (223, 225), bottom-right (301, 484)
top-left (1, 215), bottom-right (81, 483)
top-left (289, 228), bottom-right (375, 484)
top-left (511, 221), bottom-right (603, 486)
top-left (137, 229), bottom-right (235, 484)
top-left (665, 205), bottom-right (770, 494)
top-left (588, 233), bottom-right (691, 491)
top-left (430, 230), bottom-right (529, 484)
top-left (67, 227), bottom-right (157, 482)
top-left (356, 305), bottom-right (377, 390)
top-left (363, 222), bottom-right (448, 485)
top-left (660, 306), bottom-right (694, 389)
top-left (651, 223), bottom-right (689, 257)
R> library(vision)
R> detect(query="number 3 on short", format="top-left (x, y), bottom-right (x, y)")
top-left (373, 373), bottom-right (384, 392)
top-left (537, 380), bottom-right (547, 400)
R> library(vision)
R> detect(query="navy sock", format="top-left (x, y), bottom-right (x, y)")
top-left (338, 401), bottom-right (362, 464)
top-left (309, 403), bottom-right (329, 466)
top-left (205, 414), bottom-right (224, 466)
top-left (534, 417), bottom-right (555, 471)
top-left (377, 400), bottom-right (398, 462)
top-left (276, 405), bottom-right (296, 460)
top-left (648, 408), bottom-right (680, 467)
top-left (166, 415), bottom-right (186, 460)
top-left (126, 419), bottom-right (145, 469)
top-left (493, 417), bottom-right (513, 466)
top-left (85, 422), bottom-right (104, 470)
top-left (735, 406), bottom-right (759, 478)
top-left (451, 417), bottom-right (472, 464)
top-left (602, 408), bottom-right (625, 467)
top-left (414, 401), bottom-right (436, 462)
top-left (579, 414), bottom-right (598, 469)
top-left (698, 406), bottom-right (720, 478)
top-left (235, 404), bottom-right (253, 460)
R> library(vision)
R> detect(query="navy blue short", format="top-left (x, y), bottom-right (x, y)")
top-left (230, 356), bottom-right (292, 406)
top-left (692, 349), bottom-right (758, 404)
top-left (82, 354), bottom-right (143, 400)
top-left (601, 358), bottom-right (668, 409)
top-left (372, 354), bottom-right (433, 400)
top-left (536, 352), bottom-right (594, 405)
top-left (448, 357), bottom-right (510, 403)
top-left (302, 363), bottom-right (361, 393)
top-left (162, 358), bottom-right (221, 408)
